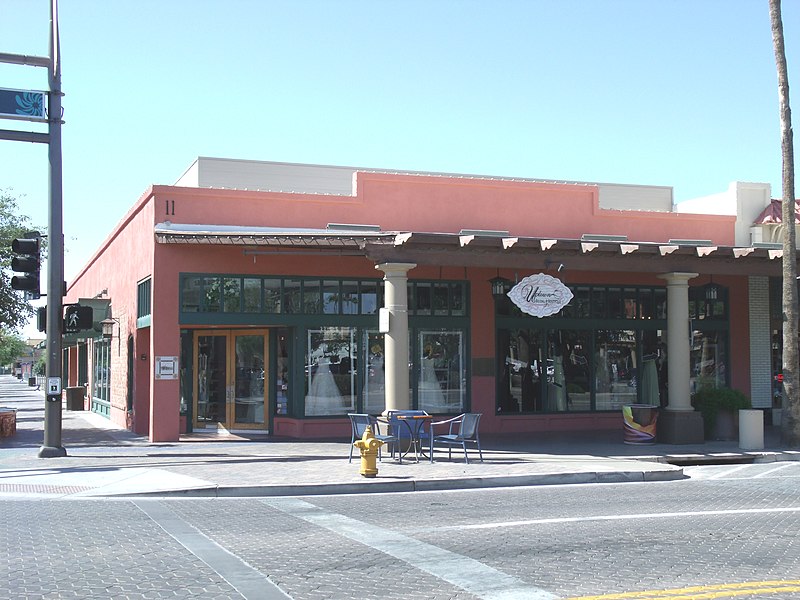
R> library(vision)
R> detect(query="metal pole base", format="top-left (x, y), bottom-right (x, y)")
top-left (38, 445), bottom-right (67, 458)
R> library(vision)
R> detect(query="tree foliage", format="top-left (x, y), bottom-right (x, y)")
top-left (0, 329), bottom-right (29, 367)
top-left (0, 190), bottom-right (40, 332)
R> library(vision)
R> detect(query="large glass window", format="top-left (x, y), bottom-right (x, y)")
top-left (180, 274), bottom-right (386, 317)
top-left (305, 327), bottom-right (357, 416)
top-left (363, 331), bottom-right (385, 416)
top-left (690, 330), bottom-right (728, 392)
top-left (417, 330), bottom-right (466, 413)
top-left (275, 328), bottom-right (290, 415)
top-left (93, 339), bottom-right (111, 403)
top-left (594, 329), bottom-right (637, 410)
top-left (497, 327), bottom-right (667, 413)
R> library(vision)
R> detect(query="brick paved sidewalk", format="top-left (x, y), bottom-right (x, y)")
top-left (1, 374), bottom-right (794, 498)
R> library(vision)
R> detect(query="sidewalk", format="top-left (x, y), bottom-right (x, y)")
top-left (1, 375), bottom-right (796, 499)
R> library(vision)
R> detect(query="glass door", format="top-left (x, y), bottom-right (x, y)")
top-left (232, 331), bottom-right (267, 428)
top-left (194, 330), bottom-right (269, 430)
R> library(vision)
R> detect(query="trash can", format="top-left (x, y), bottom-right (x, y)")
top-left (28, 377), bottom-right (37, 386)
top-left (65, 386), bottom-right (85, 411)
top-left (623, 404), bottom-right (659, 445)
top-left (739, 409), bottom-right (764, 450)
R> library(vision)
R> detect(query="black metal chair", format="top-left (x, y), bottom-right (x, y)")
top-left (430, 413), bottom-right (483, 463)
top-left (348, 413), bottom-right (399, 463)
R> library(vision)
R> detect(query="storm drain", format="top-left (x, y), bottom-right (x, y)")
top-left (0, 483), bottom-right (94, 495)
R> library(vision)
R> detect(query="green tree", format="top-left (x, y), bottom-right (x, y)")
top-left (0, 329), bottom-right (28, 367)
top-left (768, 0), bottom-right (799, 445)
top-left (0, 190), bottom-right (40, 331)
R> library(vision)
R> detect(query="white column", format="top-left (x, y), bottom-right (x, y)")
top-left (376, 263), bottom-right (416, 414)
top-left (659, 272), bottom-right (698, 411)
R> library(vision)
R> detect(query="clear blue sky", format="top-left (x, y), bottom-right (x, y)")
top-left (1, 0), bottom-right (798, 335)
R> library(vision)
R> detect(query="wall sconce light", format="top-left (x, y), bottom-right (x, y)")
top-left (489, 276), bottom-right (512, 298)
top-left (100, 317), bottom-right (121, 351)
top-left (140, 354), bottom-right (147, 361)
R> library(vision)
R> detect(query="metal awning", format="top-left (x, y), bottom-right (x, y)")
top-left (154, 223), bottom-right (791, 276)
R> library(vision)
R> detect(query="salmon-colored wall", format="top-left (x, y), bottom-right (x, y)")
top-left (66, 190), bottom-right (155, 432)
top-left (133, 327), bottom-right (151, 436)
top-left (65, 171), bottom-right (749, 441)
top-left (150, 171), bottom-right (735, 246)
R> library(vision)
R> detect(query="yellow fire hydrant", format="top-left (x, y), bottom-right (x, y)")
top-left (353, 425), bottom-right (384, 478)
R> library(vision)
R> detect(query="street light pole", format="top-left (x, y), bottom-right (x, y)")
top-left (39, 0), bottom-right (66, 458)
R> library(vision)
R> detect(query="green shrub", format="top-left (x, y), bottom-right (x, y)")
top-left (691, 387), bottom-right (751, 437)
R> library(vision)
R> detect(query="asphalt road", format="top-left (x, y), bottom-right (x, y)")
top-left (4, 463), bottom-right (800, 600)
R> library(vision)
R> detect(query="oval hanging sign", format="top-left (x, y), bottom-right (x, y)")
top-left (507, 273), bottom-right (573, 318)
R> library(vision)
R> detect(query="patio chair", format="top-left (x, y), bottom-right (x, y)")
top-left (348, 413), bottom-right (399, 463)
top-left (430, 413), bottom-right (483, 464)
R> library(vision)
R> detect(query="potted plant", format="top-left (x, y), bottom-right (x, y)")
top-left (691, 386), bottom-right (751, 441)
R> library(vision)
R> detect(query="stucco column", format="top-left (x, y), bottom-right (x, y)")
top-left (657, 272), bottom-right (704, 443)
top-left (659, 272), bottom-right (698, 411)
top-left (376, 263), bottom-right (416, 414)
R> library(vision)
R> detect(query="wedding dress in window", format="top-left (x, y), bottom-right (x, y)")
top-left (305, 359), bottom-right (343, 415)
top-left (419, 357), bottom-right (446, 411)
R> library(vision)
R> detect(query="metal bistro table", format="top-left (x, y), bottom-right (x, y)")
top-left (393, 412), bottom-right (432, 462)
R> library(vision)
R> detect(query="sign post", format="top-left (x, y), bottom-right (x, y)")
top-left (1, 1), bottom-right (66, 457)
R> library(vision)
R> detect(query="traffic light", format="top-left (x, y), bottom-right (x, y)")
top-left (37, 306), bottom-right (47, 333)
top-left (10, 230), bottom-right (41, 300)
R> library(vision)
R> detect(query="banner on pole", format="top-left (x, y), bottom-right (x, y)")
top-left (0, 88), bottom-right (46, 121)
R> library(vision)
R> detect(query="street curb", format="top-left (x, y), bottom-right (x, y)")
top-left (94, 467), bottom-right (686, 499)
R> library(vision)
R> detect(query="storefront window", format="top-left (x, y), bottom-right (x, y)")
top-left (243, 278), bottom-right (261, 313)
top-left (203, 277), bottom-right (221, 312)
top-left (690, 330), bottom-right (728, 392)
top-left (275, 328), bottom-right (290, 415)
top-left (363, 331), bottom-right (385, 415)
top-left (305, 327), bottom-right (357, 416)
top-left (417, 330), bottom-right (465, 413)
top-left (93, 339), bottom-right (111, 402)
top-left (180, 274), bottom-right (388, 318)
top-left (264, 278), bottom-right (282, 313)
top-left (182, 276), bottom-right (201, 312)
top-left (450, 283), bottom-right (465, 316)
top-left (223, 277), bottom-right (241, 312)
top-left (303, 279), bottom-right (321, 314)
top-left (360, 281), bottom-right (379, 315)
top-left (558, 330), bottom-right (592, 411)
top-left (341, 281), bottom-right (359, 315)
top-left (497, 327), bottom-right (666, 413)
top-left (498, 328), bottom-right (544, 412)
top-left (283, 279), bottom-right (301, 314)
top-left (594, 329), bottom-right (637, 410)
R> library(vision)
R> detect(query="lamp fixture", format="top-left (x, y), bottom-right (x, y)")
top-left (545, 259), bottom-right (565, 273)
top-left (704, 276), bottom-right (721, 302)
top-left (100, 317), bottom-right (121, 351)
top-left (489, 274), bottom-right (512, 298)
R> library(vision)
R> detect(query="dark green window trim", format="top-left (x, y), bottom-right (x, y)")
top-left (137, 277), bottom-right (152, 319)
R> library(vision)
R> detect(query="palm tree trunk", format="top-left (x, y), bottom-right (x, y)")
top-left (769, 0), bottom-right (799, 445)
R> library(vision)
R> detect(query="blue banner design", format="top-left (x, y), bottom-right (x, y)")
top-left (0, 88), bottom-right (46, 119)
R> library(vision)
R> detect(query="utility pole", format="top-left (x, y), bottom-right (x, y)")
top-left (0, 0), bottom-right (66, 457)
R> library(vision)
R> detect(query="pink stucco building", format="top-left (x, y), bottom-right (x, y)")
top-left (62, 159), bottom-right (785, 443)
